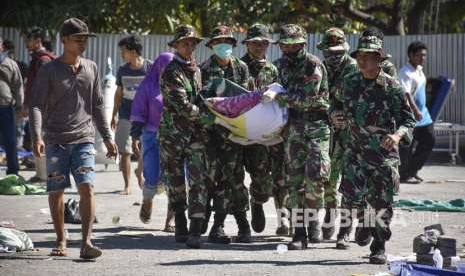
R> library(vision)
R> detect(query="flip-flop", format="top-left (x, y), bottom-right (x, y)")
top-left (163, 225), bottom-right (175, 233)
top-left (139, 201), bottom-right (152, 224)
top-left (50, 248), bottom-right (67, 257)
top-left (79, 245), bottom-right (102, 260)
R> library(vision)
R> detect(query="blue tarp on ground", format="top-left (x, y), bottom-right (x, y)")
top-left (399, 263), bottom-right (465, 276)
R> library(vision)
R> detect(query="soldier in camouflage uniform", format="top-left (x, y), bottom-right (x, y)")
top-left (241, 23), bottom-right (289, 236)
top-left (265, 24), bottom-right (330, 250)
top-left (200, 25), bottom-right (252, 244)
top-left (316, 28), bottom-right (358, 243)
top-left (336, 36), bottom-right (415, 264)
top-left (361, 27), bottom-right (397, 78)
top-left (159, 25), bottom-right (207, 248)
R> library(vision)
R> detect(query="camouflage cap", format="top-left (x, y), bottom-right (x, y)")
top-left (168, 25), bottom-right (203, 48)
top-left (317, 27), bottom-right (349, 52)
top-left (205, 25), bottom-right (237, 47)
top-left (275, 24), bottom-right (307, 45)
top-left (242, 23), bottom-right (275, 44)
top-left (350, 35), bottom-right (386, 58)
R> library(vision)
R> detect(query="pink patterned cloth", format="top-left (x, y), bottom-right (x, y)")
top-left (208, 90), bottom-right (262, 118)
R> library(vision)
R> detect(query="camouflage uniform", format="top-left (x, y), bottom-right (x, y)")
top-left (340, 36), bottom-right (415, 261)
top-left (200, 26), bottom-right (250, 215)
top-left (274, 25), bottom-right (330, 213)
top-left (317, 28), bottom-right (359, 240)
top-left (381, 58), bottom-right (397, 78)
top-left (241, 24), bottom-right (286, 209)
top-left (159, 25), bottom-right (207, 219)
top-left (200, 25), bottom-right (253, 243)
top-left (317, 28), bottom-right (358, 211)
top-left (274, 25), bottom-right (330, 248)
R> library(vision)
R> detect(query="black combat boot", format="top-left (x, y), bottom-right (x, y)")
top-left (251, 202), bottom-right (266, 233)
top-left (355, 218), bottom-right (372, 247)
top-left (369, 239), bottom-right (387, 264)
top-left (175, 211), bottom-right (189, 243)
top-left (307, 219), bottom-right (322, 243)
top-left (208, 213), bottom-right (231, 244)
top-left (186, 218), bottom-right (203, 249)
top-left (234, 211), bottom-right (251, 243)
top-left (287, 226), bottom-right (308, 250)
top-left (335, 214), bottom-right (352, 250)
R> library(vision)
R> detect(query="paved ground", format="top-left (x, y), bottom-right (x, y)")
top-left (1, 164), bottom-right (465, 276)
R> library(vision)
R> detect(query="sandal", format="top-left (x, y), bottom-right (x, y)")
top-left (80, 245), bottom-right (102, 260)
top-left (50, 247), bottom-right (67, 257)
top-left (163, 224), bottom-right (175, 233)
top-left (139, 200), bottom-right (152, 224)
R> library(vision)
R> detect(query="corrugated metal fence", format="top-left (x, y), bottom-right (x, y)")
top-left (1, 27), bottom-right (464, 124)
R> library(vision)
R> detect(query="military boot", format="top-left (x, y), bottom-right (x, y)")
top-left (307, 219), bottom-right (322, 243)
top-left (369, 240), bottom-right (387, 264)
top-left (336, 214), bottom-right (352, 250)
top-left (234, 211), bottom-right (251, 243)
top-left (186, 218), bottom-right (203, 249)
top-left (208, 213), bottom-right (231, 244)
top-left (251, 202), bottom-right (266, 233)
top-left (355, 218), bottom-right (372, 247)
top-left (287, 226), bottom-right (308, 250)
top-left (175, 211), bottom-right (189, 243)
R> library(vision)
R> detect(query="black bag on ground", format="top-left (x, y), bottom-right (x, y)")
top-left (64, 198), bottom-right (98, 224)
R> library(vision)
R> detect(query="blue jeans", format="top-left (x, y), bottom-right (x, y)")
top-left (0, 106), bottom-right (19, 175)
top-left (141, 130), bottom-right (160, 199)
top-left (45, 143), bottom-right (96, 192)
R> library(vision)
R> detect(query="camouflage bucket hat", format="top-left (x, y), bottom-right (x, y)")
top-left (206, 25), bottom-right (237, 47)
top-left (350, 35), bottom-right (386, 58)
top-left (275, 24), bottom-right (307, 45)
top-left (242, 23), bottom-right (275, 44)
top-left (317, 27), bottom-right (349, 52)
top-left (168, 25), bottom-right (203, 48)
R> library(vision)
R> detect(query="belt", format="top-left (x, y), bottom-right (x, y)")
top-left (288, 110), bottom-right (328, 121)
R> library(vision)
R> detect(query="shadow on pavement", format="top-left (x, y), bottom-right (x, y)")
top-left (159, 259), bottom-right (367, 266)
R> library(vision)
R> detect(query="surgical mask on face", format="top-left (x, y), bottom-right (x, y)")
top-left (212, 43), bottom-right (233, 59)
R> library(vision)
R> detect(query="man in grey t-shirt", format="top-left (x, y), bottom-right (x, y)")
top-left (110, 35), bottom-right (151, 195)
top-left (30, 18), bottom-right (117, 260)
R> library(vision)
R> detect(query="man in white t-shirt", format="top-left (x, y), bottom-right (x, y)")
top-left (399, 41), bottom-right (434, 183)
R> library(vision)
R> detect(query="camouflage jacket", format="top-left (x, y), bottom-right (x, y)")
top-left (342, 70), bottom-right (415, 158)
top-left (274, 49), bottom-right (329, 113)
top-left (241, 53), bottom-right (278, 91)
top-left (159, 54), bottom-right (203, 136)
top-left (381, 58), bottom-right (397, 78)
top-left (325, 55), bottom-right (358, 112)
top-left (200, 55), bottom-right (249, 94)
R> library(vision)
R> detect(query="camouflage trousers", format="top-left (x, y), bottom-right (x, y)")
top-left (285, 121), bottom-right (331, 210)
top-left (206, 126), bottom-right (249, 214)
top-left (159, 131), bottom-right (209, 219)
top-left (244, 143), bottom-right (272, 205)
top-left (268, 142), bottom-right (288, 209)
top-left (324, 137), bottom-right (344, 209)
top-left (338, 151), bottom-right (398, 241)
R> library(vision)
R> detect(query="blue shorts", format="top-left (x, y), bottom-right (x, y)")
top-left (45, 143), bottom-right (96, 192)
top-left (141, 130), bottom-right (160, 199)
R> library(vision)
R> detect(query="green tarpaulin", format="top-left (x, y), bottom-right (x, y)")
top-left (0, 175), bottom-right (46, 195)
top-left (394, 199), bottom-right (465, 212)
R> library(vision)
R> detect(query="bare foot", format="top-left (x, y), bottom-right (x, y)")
top-left (134, 168), bottom-right (143, 189)
top-left (139, 199), bottom-right (153, 224)
top-left (119, 189), bottom-right (131, 195)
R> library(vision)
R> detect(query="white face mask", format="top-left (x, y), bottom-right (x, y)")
top-left (212, 43), bottom-right (233, 59)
